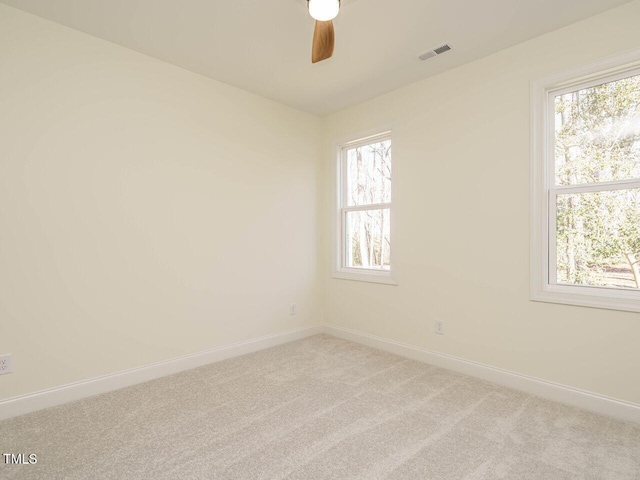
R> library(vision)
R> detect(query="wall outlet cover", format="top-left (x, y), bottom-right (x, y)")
top-left (0, 354), bottom-right (12, 374)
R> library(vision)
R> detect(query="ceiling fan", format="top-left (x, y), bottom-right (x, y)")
top-left (307, 0), bottom-right (340, 63)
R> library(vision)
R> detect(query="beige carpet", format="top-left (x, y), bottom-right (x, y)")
top-left (1, 334), bottom-right (639, 479)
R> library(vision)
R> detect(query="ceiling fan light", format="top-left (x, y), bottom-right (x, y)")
top-left (308, 0), bottom-right (340, 22)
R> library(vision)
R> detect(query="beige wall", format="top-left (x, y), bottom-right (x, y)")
top-left (322, 1), bottom-right (640, 404)
top-left (0, 5), bottom-right (322, 400)
top-left (2, 1), bottom-right (640, 407)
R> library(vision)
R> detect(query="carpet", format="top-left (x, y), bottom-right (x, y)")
top-left (1, 334), bottom-right (639, 479)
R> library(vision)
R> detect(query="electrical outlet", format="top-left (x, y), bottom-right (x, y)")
top-left (0, 354), bottom-right (12, 375)
top-left (290, 304), bottom-right (297, 315)
top-left (435, 320), bottom-right (445, 335)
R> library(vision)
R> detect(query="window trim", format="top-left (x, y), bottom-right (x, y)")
top-left (531, 48), bottom-right (640, 312)
top-left (332, 128), bottom-right (397, 285)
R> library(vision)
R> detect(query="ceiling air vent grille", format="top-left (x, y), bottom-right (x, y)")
top-left (419, 43), bottom-right (452, 61)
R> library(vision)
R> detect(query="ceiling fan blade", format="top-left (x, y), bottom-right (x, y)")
top-left (312, 20), bottom-right (335, 63)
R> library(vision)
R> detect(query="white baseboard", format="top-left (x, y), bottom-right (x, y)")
top-left (324, 325), bottom-right (640, 425)
top-left (3, 323), bottom-right (638, 425)
top-left (0, 324), bottom-right (323, 421)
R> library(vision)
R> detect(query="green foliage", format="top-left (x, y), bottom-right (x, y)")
top-left (555, 75), bottom-right (640, 288)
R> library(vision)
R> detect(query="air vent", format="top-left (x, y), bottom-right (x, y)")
top-left (418, 51), bottom-right (436, 61)
top-left (418, 43), bottom-right (452, 61)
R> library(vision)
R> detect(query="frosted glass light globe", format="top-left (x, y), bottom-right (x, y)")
top-left (308, 0), bottom-right (340, 21)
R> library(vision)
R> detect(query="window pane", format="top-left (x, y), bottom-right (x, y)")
top-left (346, 140), bottom-right (391, 206)
top-left (556, 189), bottom-right (640, 289)
top-left (345, 209), bottom-right (390, 269)
top-left (554, 74), bottom-right (640, 186)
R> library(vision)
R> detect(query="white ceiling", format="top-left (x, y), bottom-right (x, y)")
top-left (1, 0), bottom-right (633, 115)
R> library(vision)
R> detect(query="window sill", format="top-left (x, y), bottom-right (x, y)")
top-left (531, 284), bottom-right (640, 313)
top-left (333, 270), bottom-right (398, 285)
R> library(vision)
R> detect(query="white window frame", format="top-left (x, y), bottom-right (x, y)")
top-left (531, 48), bottom-right (640, 313)
top-left (332, 128), bottom-right (397, 285)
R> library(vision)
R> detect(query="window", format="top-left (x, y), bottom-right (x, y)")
top-left (333, 131), bottom-right (396, 284)
top-left (532, 50), bottom-right (640, 312)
